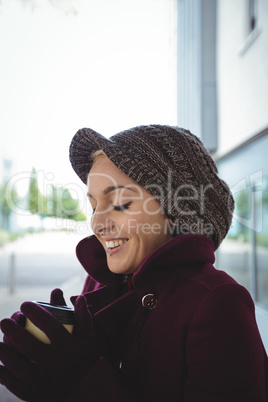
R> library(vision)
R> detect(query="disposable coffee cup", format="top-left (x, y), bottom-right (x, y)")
top-left (25, 301), bottom-right (75, 344)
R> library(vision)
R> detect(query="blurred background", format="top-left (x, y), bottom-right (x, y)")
top-left (0, 0), bottom-right (268, 400)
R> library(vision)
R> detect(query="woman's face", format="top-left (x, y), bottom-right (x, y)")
top-left (87, 156), bottom-right (173, 274)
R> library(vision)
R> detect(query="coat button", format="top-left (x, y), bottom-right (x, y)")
top-left (142, 294), bottom-right (157, 310)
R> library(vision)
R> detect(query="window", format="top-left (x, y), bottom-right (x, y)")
top-left (256, 178), bottom-right (268, 308)
top-left (216, 131), bottom-right (268, 310)
top-left (239, 0), bottom-right (260, 56)
top-left (248, 0), bottom-right (257, 34)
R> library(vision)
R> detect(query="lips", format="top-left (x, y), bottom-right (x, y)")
top-left (105, 239), bottom-right (128, 255)
top-left (105, 239), bottom-right (127, 249)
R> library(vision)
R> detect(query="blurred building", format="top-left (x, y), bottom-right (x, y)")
top-left (176, 0), bottom-right (218, 151)
top-left (216, 0), bottom-right (268, 349)
top-left (176, 0), bottom-right (268, 349)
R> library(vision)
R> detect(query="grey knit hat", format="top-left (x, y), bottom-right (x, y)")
top-left (69, 124), bottom-right (234, 249)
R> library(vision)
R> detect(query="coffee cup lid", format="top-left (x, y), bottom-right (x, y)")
top-left (34, 301), bottom-right (75, 325)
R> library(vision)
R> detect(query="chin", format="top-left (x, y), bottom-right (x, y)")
top-left (108, 263), bottom-right (135, 275)
top-left (107, 264), bottom-right (125, 274)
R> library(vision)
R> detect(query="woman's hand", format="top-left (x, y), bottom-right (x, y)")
top-left (0, 291), bottom-right (99, 402)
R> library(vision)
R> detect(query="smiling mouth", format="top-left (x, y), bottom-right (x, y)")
top-left (105, 239), bottom-right (128, 256)
top-left (105, 239), bottom-right (128, 250)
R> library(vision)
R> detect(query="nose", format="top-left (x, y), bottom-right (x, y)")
top-left (90, 205), bottom-right (115, 237)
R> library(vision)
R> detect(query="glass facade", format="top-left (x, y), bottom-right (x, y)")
top-left (216, 131), bottom-right (268, 309)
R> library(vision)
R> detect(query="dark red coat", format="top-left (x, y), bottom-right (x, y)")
top-left (65, 234), bottom-right (268, 402)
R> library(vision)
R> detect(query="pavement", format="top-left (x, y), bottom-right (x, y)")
top-left (0, 230), bottom-right (87, 255)
top-left (0, 230), bottom-right (88, 402)
top-left (0, 231), bottom-right (88, 319)
top-left (0, 273), bottom-right (86, 326)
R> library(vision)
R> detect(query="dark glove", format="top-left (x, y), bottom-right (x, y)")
top-left (0, 290), bottom-right (99, 402)
top-left (0, 288), bottom-right (68, 398)
top-left (2, 288), bottom-right (65, 347)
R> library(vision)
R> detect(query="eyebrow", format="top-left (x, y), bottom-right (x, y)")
top-left (87, 185), bottom-right (139, 198)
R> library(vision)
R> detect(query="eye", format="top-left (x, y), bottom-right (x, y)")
top-left (113, 201), bottom-right (132, 212)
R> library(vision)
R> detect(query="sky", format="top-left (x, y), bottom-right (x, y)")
top-left (0, 0), bottom-right (177, 207)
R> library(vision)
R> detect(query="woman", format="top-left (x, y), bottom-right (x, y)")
top-left (0, 124), bottom-right (267, 401)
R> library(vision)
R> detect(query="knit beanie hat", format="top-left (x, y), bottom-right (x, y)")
top-left (69, 124), bottom-right (234, 249)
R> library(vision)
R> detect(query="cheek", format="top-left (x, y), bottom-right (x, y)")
top-left (142, 198), bottom-right (162, 215)
top-left (147, 215), bottom-right (172, 243)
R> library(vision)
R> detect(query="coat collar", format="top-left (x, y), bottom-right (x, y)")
top-left (75, 233), bottom-right (215, 289)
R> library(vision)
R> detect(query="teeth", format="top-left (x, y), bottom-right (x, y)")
top-left (105, 240), bottom-right (127, 249)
